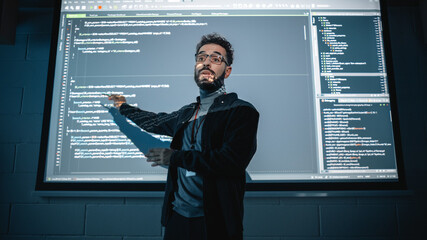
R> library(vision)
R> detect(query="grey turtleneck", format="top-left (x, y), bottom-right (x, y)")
top-left (172, 87), bottom-right (226, 218)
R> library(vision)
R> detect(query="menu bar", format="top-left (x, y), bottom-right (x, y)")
top-left (61, 0), bottom-right (381, 11)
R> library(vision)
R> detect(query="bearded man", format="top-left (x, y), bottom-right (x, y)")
top-left (109, 33), bottom-right (259, 240)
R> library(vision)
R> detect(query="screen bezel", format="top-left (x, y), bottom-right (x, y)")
top-left (35, 0), bottom-right (407, 192)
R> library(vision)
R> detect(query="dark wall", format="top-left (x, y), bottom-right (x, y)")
top-left (0, 1), bottom-right (426, 239)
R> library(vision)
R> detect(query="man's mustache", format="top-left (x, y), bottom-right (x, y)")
top-left (198, 67), bottom-right (215, 75)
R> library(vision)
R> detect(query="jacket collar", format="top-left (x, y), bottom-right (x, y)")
top-left (196, 92), bottom-right (237, 105)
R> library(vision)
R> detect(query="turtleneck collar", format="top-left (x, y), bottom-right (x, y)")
top-left (199, 85), bottom-right (226, 103)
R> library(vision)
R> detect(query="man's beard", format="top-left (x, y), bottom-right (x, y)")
top-left (194, 67), bottom-right (226, 92)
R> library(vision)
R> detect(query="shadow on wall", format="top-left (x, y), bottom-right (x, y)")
top-left (107, 106), bottom-right (171, 155)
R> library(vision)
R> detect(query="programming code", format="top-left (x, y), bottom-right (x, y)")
top-left (43, 1), bottom-right (400, 182)
top-left (313, 14), bottom-right (397, 178)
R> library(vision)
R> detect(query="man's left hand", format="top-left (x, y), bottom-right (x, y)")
top-left (146, 148), bottom-right (174, 167)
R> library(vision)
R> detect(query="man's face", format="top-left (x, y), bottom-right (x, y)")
top-left (194, 43), bottom-right (232, 91)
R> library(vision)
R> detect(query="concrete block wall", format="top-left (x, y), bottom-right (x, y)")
top-left (0, 4), bottom-right (426, 240)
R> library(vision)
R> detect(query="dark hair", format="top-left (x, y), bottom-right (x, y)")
top-left (196, 33), bottom-right (234, 66)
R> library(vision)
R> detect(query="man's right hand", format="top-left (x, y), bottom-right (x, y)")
top-left (108, 94), bottom-right (127, 108)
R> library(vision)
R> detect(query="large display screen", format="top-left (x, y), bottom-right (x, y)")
top-left (37, 0), bottom-right (406, 190)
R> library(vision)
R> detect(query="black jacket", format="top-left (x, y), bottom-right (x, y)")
top-left (120, 93), bottom-right (259, 239)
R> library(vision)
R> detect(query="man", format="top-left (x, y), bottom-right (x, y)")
top-left (109, 33), bottom-right (259, 240)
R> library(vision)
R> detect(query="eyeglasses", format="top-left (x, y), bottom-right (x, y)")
top-left (195, 53), bottom-right (228, 65)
